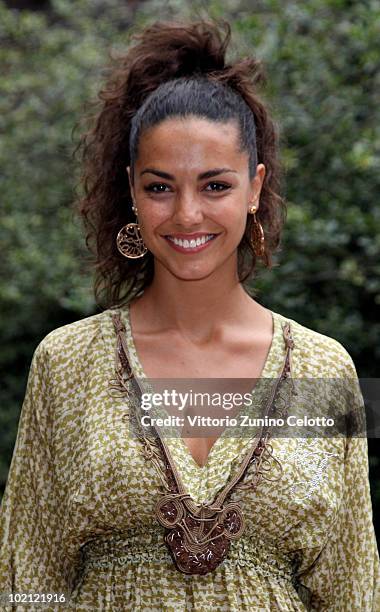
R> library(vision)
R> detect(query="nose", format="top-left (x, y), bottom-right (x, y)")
top-left (171, 191), bottom-right (204, 227)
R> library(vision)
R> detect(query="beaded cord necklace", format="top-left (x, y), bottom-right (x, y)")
top-left (110, 311), bottom-right (296, 576)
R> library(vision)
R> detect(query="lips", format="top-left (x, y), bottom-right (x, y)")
top-left (163, 233), bottom-right (219, 253)
top-left (165, 231), bottom-right (219, 238)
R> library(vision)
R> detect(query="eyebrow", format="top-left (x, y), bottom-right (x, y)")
top-left (139, 167), bottom-right (238, 180)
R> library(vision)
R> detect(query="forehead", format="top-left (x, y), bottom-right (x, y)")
top-left (136, 116), bottom-right (245, 171)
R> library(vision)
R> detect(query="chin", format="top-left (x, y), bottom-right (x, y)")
top-left (170, 270), bottom-right (215, 282)
top-left (164, 263), bottom-right (217, 282)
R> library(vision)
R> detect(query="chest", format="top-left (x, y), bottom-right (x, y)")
top-left (131, 334), bottom-right (275, 468)
top-left (132, 332), bottom-right (274, 379)
top-left (127, 322), bottom-right (277, 468)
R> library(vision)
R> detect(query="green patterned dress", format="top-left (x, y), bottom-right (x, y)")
top-left (0, 303), bottom-right (379, 611)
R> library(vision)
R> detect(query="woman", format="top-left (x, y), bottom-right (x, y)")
top-left (0, 18), bottom-right (379, 611)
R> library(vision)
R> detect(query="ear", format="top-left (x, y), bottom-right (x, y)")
top-left (248, 163), bottom-right (266, 212)
top-left (126, 166), bottom-right (135, 203)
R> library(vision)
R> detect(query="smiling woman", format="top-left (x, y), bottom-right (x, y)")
top-left (75, 19), bottom-right (284, 306)
top-left (0, 17), bottom-right (379, 612)
top-left (124, 115), bottom-right (266, 284)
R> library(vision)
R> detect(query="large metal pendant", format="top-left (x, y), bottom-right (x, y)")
top-left (155, 496), bottom-right (245, 575)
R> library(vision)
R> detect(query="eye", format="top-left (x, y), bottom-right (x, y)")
top-left (204, 182), bottom-right (231, 192)
top-left (144, 183), bottom-right (171, 193)
top-left (143, 181), bottom-right (231, 194)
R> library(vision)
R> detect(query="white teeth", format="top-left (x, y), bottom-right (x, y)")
top-left (167, 234), bottom-right (215, 249)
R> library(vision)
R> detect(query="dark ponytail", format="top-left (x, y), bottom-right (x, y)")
top-left (75, 19), bottom-right (286, 308)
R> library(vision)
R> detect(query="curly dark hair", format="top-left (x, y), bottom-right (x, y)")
top-left (74, 18), bottom-right (286, 309)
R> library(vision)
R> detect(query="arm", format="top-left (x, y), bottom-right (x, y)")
top-left (294, 354), bottom-right (380, 610)
top-left (0, 341), bottom-right (79, 611)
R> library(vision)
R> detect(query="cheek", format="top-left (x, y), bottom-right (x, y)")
top-left (219, 204), bottom-right (248, 237)
top-left (138, 206), bottom-right (167, 234)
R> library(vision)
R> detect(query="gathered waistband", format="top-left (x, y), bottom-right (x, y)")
top-left (80, 529), bottom-right (298, 582)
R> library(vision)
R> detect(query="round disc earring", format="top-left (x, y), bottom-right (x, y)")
top-left (116, 205), bottom-right (148, 259)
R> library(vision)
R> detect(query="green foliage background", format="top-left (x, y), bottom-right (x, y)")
top-left (1, 0), bottom-right (379, 536)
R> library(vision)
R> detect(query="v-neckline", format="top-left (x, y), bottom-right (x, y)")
top-left (119, 302), bottom-right (282, 470)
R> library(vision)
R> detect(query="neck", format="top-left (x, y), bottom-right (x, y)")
top-left (129, 258), bottom-right (264, 344)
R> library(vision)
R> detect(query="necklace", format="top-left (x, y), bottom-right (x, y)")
top-left (110, 311), bottom-right (296, 575)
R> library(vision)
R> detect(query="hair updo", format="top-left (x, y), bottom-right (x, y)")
top-left (128, 77), bottom-right (258, 184)
top-left (75, 19), bottom-right (286, 308)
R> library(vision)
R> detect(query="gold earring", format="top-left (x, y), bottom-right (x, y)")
top-left (248, 203), bottom-right (265, 258)
top-left (116, 205), bottom-right (148, 259)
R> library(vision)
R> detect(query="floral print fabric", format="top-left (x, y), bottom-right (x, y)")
top-left (0, 304), bottom-right (379, 611)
